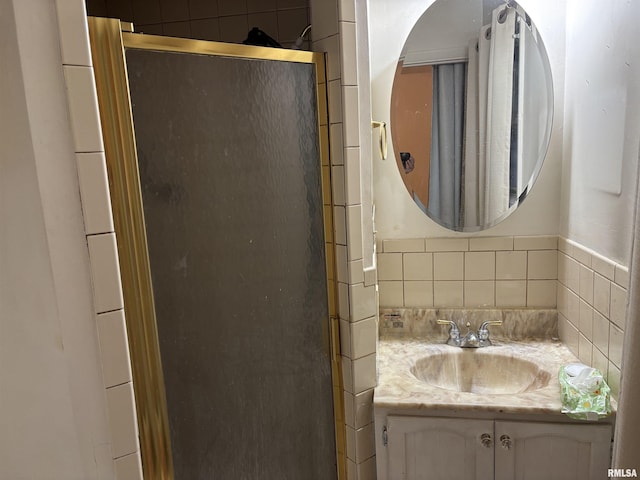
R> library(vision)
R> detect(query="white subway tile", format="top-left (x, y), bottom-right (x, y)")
top-left (464, 252), bottom-right (495, 280)
top-left (338, 0), bottom-right (356, 21)
top-left (592, 252), bottom-right (616, 281)
top-left (338, 281), bottom-right (349, 320)
top-left (495, 251), bottom-right (527, 280)
top-left (346, 424), bottom-right (356, 459)
top-left (527, 250), bottom-right (557, 280)
top-left (514, 235), bottom-right (557, 251)
top-left (608, 323), bottom-right (624, 369)
top-left (377, 253), bottom-right (402, 281)
top-left (558, 315), bottom-right (579, 357)
top-left (327, 79), bottom-right (343, 124)
top-left (404, 281), bottom-right (434, 307)
top-left (569, 241), bottom-right (592, 267)
top-left (114, 452), bottom-right (143, 480)
top-left (579, 264), bottom-right (594, 305)
top-left (614, 264), bottom-right (629, 289)
top-left (578, 300), bottom-right (593, 340)
top-left (557, 237), bottom-right (573, 255)
top-left (56, 0), bottom-right (92, 66)
top-left (592, 346), bottom-right (609, 379)
top-left (592, 311), bottom-right (610, 356)
top-left (495, 280), bottom-right (527, 307)
top-left (350, 317), bottom-right (377, 359)
top-left (342, 356), bottom-right (353, 393)
top-left (349, 259), bottom-right (365, 285)
top-left (557, 252), bottom-right (569, 286)
top-left (344, 147), bottom-right (362, 205)
top-left (342, 86), bottom-right (360, 147)
top-left (331, 165), bottom-right (345, 206)
top-left (363, 266), bottom-right (377, 287)
top-left (333, 206), bottom-right (346, 245)
top-left (339, 22), bottom-right (357, 86)
top-left (330, 123), bottom-right (344, 165)
top-left (565, 256), bottom-right (580, 294)
top-left (469, 236), bottom-right (513, 251)
top-left (335, 245), bottom-right (348, 283)
top-left (346, 205), bottom-right (363, 261)
top-left (610, 282), bottom-right (627, 330)
top-left (526, 280), bottom-right (556, 308)
top-left (382, 238), bottom-right (425, 252)
top-left (567, 289), bottom-right (580, 327)
top-left (593, 274), bottom-right (611, 318)
top-left (97, 310), bottom-right (132, 388)
top-left (434, 281), bottom-right (464, 307)
top-left (76, 152), bottom-right (114, 235)
top-left (353, 389), bottom-right (374, 429)
top-left (403, 253), bottom-right (433, 280)
top-left (378, 281), bottom-right (403, 307)
top-left (464, 281), bottom-right (495, 307)
top-left (339, 319), bottom-right (351, 358)
top-left (63, 65), bottom-right (104, 152)
top-left (347, 459), bottom-right (357, 479)
top-left (578, 334), bottom-right (592, 366)
top-left (355, 423), bottom-right (375, 463)
top-left (352, 353), bottom-right (376, 394)
top-left (87, 233), bottom-right (124, 313)
top-left (106, 382), bottom-right (139, 459)
top-left (343, 391), bottom-right (355, 427)
top-left (357, 455), bottom-right (377, 480)
top-left (433, 252), bottom-right (464, 280)
top-left (557, 283), bottom-right (568, 319)
top-left (349, 283), bottom-right (376, 321)
top-left (426, 238), bottom-right (469, 252)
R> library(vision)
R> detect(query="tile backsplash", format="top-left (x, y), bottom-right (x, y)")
top-left (377, 235), bottom-right (629, 399)
top-left (377, 236), bottom-right (558, 309)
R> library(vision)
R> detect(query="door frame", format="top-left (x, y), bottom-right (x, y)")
top-left (88, 17), bottom-right (344, 479)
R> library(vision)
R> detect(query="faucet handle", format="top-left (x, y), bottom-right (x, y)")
top-left (436, 319), bottom-right (460, 346)
top-left (479, 320), bottom-right (503, 331)
top-left (478, 320), bottom-right (502, 347)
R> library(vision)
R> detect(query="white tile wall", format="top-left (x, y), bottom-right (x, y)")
top-left (556, 236), bottom-right (628, 399)
top-left (57, 2), bottom-right (143, 471)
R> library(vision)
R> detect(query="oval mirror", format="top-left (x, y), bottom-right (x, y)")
top-left (390, 0), bottom-right (553, 231)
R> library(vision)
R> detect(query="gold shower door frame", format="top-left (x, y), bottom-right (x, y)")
top-left (88, 18), bottom-right (345, 480)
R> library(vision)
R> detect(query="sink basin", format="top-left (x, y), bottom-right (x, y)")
top-left (410, 350), bottom-right (552, 394)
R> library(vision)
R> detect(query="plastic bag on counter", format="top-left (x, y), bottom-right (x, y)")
top-left (559, 363), bottom-right (611, 420)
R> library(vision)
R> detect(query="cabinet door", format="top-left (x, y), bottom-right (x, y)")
top-left (387, 416), bottom-right (494, 480)
top-left (494, 421), bottom-right (611, 480)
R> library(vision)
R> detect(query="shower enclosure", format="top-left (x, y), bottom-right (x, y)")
top-left (89, 18), bottom-right (342, 479)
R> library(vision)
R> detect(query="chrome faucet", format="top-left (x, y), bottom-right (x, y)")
top-left (437, 319), bottom-right (502, 348)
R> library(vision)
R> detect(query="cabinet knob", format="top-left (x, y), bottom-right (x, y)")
top-left (500, 434), bottom-right (512, 450)
top-left (480, 433), bottom-right (492, 448)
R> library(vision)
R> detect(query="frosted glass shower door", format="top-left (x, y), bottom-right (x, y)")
top-left (125, 48), bottom-right (336, 479)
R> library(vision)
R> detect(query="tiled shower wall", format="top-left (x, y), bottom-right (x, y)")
top-left (377, 234), bottom-right (629, 400)
top-left (56, 1), bottom-right (142, 478)
top-left (85, 0), bottom-right (310, 47)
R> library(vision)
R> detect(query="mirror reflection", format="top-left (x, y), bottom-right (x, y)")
top-left (391, 0), bottom-right (553, 231)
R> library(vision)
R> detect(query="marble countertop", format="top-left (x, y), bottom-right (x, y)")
top-left (375, 337), bottom-right (614, 416)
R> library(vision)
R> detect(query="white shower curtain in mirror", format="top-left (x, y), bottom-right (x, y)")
top-left (464, 6), bottom-right (524, 226)
top-left (485, 6), bottom-right (515, 223)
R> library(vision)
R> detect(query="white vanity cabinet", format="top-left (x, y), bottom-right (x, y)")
top-left (382, 416), bottom-right (612, 480)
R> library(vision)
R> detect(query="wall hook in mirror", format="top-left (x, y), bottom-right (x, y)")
top-left (371, 120), bottom-right (388, 160)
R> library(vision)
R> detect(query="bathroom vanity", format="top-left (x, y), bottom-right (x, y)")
top-left (374, 309), bottom-right (615, 480)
